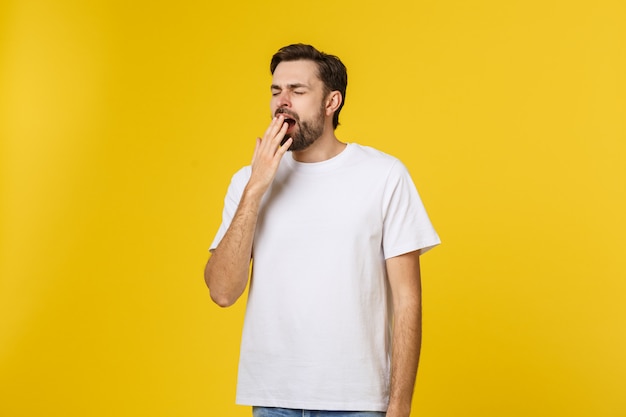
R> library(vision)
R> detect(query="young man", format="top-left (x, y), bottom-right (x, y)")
top-left (205, 44), bottom-right (440, 417)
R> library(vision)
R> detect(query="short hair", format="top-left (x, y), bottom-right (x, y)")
top-left (270, 43), bottom-right (347, 129)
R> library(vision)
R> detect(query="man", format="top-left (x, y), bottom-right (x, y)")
top-left (205, 44), bottom-right (440, 417)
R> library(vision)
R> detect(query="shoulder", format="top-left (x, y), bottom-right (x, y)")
top-left (223, 165), bottom-right (252, 198)
top-left (349, 143), bottom-right (399, 163)
top-left (231, 165), bottom-right (252, 183)
top-left (348, 143), bottom-right (409, 176)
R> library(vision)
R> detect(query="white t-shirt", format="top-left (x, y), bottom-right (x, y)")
top-left (210, 143), bottom-right (440, 411)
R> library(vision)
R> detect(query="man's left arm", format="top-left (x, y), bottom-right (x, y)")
top-left (385, 249), bottom-right (422, 417)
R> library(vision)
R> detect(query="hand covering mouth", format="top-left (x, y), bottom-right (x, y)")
top-left (284, 118), bottom-right (296, 129)
top-left (276, 110), bottom-right (298, 128)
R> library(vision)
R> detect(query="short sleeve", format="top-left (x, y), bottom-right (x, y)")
top-left (381, 161), bottom-right (440, 259)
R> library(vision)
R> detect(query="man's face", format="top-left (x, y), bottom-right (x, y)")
top-left (270, 60), bottom-right (327, 151)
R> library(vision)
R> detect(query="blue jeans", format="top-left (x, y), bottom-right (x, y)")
top-left (252, 407), bottom-right (385, 417)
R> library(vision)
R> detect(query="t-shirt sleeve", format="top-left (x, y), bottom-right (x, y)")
top-left (209, 166), bottom-right (251, 252)
top-left (381, 160), bottom-right (440, 259)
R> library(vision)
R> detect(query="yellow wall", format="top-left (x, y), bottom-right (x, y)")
top-left (1, 0), bottom-right (624, 416)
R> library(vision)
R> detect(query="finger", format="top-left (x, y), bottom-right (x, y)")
top-left (267, 115), bottom-right (288, 142)
top-left (277, 137), bottom-right (293, 155)
top-left (263, 115), bottom-right (283, 140)
top-left (257, 117), bottom-right (281, 155)
top-left (270, 119), bottom-right (289, 147)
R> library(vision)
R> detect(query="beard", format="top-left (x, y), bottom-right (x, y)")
top-left (276, 105), bottom-right (325, 152)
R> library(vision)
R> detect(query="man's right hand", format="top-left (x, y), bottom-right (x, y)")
top-left (246, 115), bottom-right (292, 197)
top-left (204, 115), bottom-right (292, 307)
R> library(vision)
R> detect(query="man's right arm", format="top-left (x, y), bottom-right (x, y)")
top-left (204, 115), bottom-right (291, 307)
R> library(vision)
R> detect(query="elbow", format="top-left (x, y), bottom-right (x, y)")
top-left (203, 256), bottom-right (244, 308)
top-left (205, 269), bottom-right (238, 307)
top-left (209, 290), bottom-right (237, 308)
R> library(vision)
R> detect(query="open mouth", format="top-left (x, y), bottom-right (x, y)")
top-left (276, 110), bottom-right (298, 130)
top-left (284, 117), bottom-right (296, 130)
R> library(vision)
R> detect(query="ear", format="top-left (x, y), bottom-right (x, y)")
top-left (325, 91), bottom-right (342, 116)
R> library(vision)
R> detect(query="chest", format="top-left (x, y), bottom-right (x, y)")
top-left (256, 169), bottom-right (387, 247)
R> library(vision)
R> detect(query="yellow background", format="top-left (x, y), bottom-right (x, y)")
top-left (1, 0), bottom-right (625, 416)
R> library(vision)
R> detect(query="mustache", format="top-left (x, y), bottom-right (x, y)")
top-left (275, 108), bottom-right (299, 121)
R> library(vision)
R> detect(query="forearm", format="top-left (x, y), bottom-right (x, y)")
top-left (204, 186), bottom-right (263, 307)
top-left (205, 115), bottom-right (291, 307)
top-left (387, 299), bottom-right (422, 417)
top-left (385, 251), bottom-right (423, 417)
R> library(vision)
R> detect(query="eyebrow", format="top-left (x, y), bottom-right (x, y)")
top-left (270, 83), bottom-right (310, 91)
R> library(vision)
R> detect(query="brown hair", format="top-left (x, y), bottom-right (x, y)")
top-left (270, 44), bottom-right (347, 129)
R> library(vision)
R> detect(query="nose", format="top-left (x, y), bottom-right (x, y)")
top-left (275, 90), bottom-right (291, 108)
